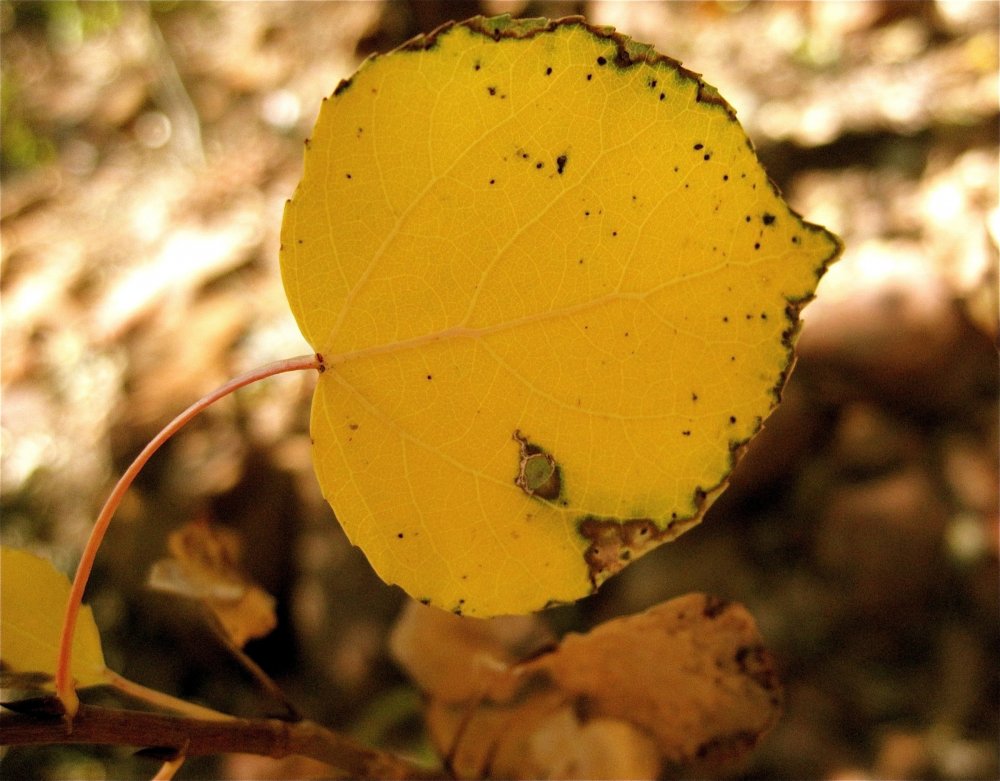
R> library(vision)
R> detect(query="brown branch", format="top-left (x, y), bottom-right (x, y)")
top-left (0, 703), bottom-right (438, 780)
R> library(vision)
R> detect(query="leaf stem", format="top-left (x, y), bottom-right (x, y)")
top-left (55, 354), bottom-right (324, 721)
top-left (103, 670), bottom-right (232, 722)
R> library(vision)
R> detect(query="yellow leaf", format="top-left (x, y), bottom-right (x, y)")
top-left (0, 546), bottom-right (107, 688)
top-left (281, 16), bottom-right (842, 615)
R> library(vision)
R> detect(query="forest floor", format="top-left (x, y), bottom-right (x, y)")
top-left (2, 1), bottom-right (998, 779)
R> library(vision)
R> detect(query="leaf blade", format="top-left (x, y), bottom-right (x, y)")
top-left (0, 546), bottom-right (107, 688)
top-left (282, 17), bottom-right (841, 615)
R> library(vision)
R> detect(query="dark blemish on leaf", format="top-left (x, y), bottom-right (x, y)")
top-left (597, 56), bottom-right (607, 65)
top-left (723, 174), bottom-right (729, 181)
top-left (763, 213), bottom-right (776, 225)
top-left (396, 532), bottom-right (404, 539)
top-left (474, 61), bottom-right (481, 71)
top-left (611, 230), bottom-right (618, 237)
top-left (761, 312), bottom-right (768, 320)
top-left (684, 183), bottom-right (690, 189)
top-left (345, 173), bottom-right (352, 179)
top-left (348, 423), bottom-right (359, 431)
top-left (513, 430), bottom-right (562, 501)
top-left (730, 416), bottom-right (738, 424)
top-left (578, 517), bottom-right (665, 588)
top-left (649, 78), bottom-right (658, 88)
top-left (745, 215), bottom-right (752, 223)
top-left (304, 138), bottom-right (311, 150)
top-left (545, 66), bottom-right (552, 75)
top-left (659, 92), bottom-right (666, 100)
top-left (693, 143), bottom-right (704, 150)
top-left (736, 644), bottom-right (780, 691)
top-left (746, 313), bottom-right (753, 320)
top-left (692, 392), bottom-right (699, 402)
top-left (703, 595), bottom-right (731, 618)
top-left (573, 695), bottom-right (596, 720)
top-left (489, 178), bottom-right (495, 185)
top-left (556, 154), bottom-right (567, 174)
top-left (535, 161), bottom-right (543, 169)
top-left (722, 316), bottom-right (729, 323)
top-left (586, 73), bottom-right (593, 81)
top-left (426, 374), bottom-right (433, 380)
top-left (704, 153), bottom-right (711, 161)
top-left (487, 86), bottom-right (497, 96)
top-left (673, 166), bottom-right (679, 172)
top-left (792, 235), bottom-right (801, 244)
top-left (754, 242), bottom-right (761, 250)
top-left (682, 430), bottom-right (691, 437)
top-left (419, 598), bottom-right (431, 606)
top-left (584, 210), bottom-right (590, 217)
top-left (333, 77), bottom-right (352, 96)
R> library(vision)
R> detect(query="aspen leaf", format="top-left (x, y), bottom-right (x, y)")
top-left (391, 594), bottom-right (783, 779)
top-left (0, 546), bottom-right (107, 688)
top-left (281, 16), bottom-right (842, 615)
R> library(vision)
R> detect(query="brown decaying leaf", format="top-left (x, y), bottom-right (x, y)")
top-left (392, 593), bottom-right (782, 779)
top-left (147, 520), bottom-right (277, 648)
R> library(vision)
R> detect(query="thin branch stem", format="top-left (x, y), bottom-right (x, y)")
top-left (55, 354), bottom-right (324, 719)
top-left (0, 704), bottom-right (438, 780)
top-left (199, 606), bottom-right (302, 722)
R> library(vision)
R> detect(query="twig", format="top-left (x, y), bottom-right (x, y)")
top-left (0, 703), bottom-right (438, 780)
top-left (198, 605), bottom-right (303, 722)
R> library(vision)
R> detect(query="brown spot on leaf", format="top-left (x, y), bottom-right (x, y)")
top-left (578, 517), bottom-right (668, 588)
top-left (513, 431), bottom-right (562, 501)
top-left (702, 595), bottom-right (731, 618)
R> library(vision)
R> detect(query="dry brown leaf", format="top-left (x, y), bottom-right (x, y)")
top-left (393, 593), bottom-right (782, 779)
top-left (147, 520), bottom-right (277, 648)
top-left (389, 600), bottom-right (554, 705)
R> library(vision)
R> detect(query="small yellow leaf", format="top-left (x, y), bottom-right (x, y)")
top-left (0, 546), bottom-right (107, 688)
top-left (281, 16), bottom-right (842, 615)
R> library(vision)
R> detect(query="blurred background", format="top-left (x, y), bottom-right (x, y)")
top-left (1, 1), bottom-right (997, 779)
